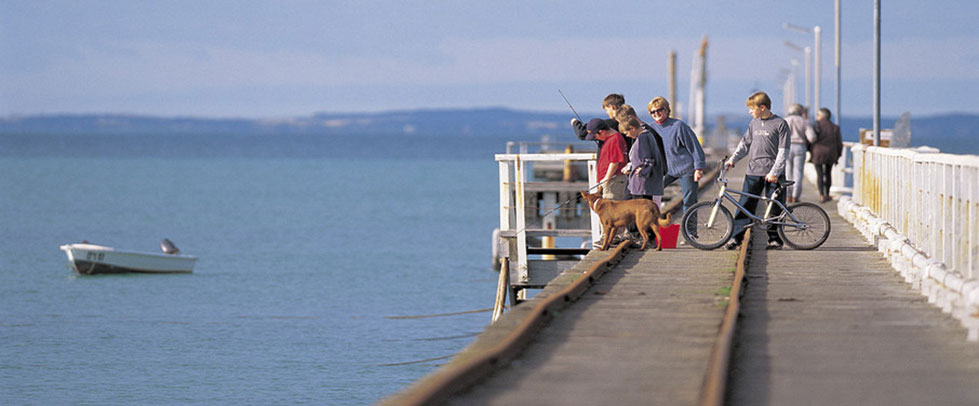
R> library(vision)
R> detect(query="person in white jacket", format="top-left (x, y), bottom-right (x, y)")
top-left (784, 104), bottom-right (816, 203)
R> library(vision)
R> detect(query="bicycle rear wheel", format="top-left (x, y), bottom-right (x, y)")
top-left (778, 202), bottom-right (831, 250)
top-left (681, 201), bottom-right (734, 250)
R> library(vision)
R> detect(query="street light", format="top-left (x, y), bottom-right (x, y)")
top-left (778, 63), bottom-right (797, 115)
top-left (783, 23), bottom-right (821, 114)
top-left (834, 0), bottom-right (841, 125)
top-left (784, 41), bottom-right (811, 113)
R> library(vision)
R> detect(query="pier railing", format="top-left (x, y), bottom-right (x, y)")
top-left (495, 152), bottom-right (598, 294)
top-left (840, 144), bottom-right (979, 340)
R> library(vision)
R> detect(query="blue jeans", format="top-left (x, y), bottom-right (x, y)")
top-left (731, 174), bottom-right (785, 244)
top-left (786, 143), bottom-right (807, 199)
top-left (664, 173), bottom-right (699, 215)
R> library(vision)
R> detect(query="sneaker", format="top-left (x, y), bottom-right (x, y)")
top-left (725, 240), bottom-right (741, 250)
top-left (766, 240), bottom-right (784, 250)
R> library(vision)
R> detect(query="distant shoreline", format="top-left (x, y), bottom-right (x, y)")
top-left (1, 109), bottom-right (976, 154)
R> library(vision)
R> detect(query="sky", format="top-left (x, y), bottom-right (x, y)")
top-left (1, 0), bottom-right (977, 119)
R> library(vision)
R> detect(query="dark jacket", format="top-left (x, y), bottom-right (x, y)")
top-left (811, 118), bottom-right (843, 165)
top-left (641, 122), bottom-right (669, 175)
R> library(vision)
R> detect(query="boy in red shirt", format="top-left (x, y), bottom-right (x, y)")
top-left (586, 118), bottom-right (628, 200)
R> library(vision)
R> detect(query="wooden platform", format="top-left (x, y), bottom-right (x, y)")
top-left (726, 173), bottom-right (979, 405)
top-left (382, 163), bottom-right (979, 406)
top-left (442, 245), bottom-right (738, 405)
top-left (429, 166), bottom-right (751, 406)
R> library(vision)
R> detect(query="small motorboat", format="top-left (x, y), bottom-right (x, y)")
top-left (59, 239), bottom-right (197, 275)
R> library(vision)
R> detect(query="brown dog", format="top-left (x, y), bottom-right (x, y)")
top-left (581, 191), bottom-right (672, 251)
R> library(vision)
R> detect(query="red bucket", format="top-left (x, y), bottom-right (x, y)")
top-left (659, 224), bottom-right (680, 249)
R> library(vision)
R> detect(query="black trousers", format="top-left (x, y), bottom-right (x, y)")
top-left (732, 174), bottom-right (785, 244)
top-left (814, 163), bottom-right (834, 196)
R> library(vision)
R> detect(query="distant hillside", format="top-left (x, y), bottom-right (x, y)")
top-left (701, 113), bottom-right (978, 153)
top-left (0, 108), bottom-right (571, 137)
top-left (2, 109), bottom-right (976, 153)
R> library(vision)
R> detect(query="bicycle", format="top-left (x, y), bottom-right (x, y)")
top-left (680, 160), bottom-right (831, 250)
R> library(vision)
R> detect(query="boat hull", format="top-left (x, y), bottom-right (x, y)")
top-left (60, 244), bottom-right (196, 275)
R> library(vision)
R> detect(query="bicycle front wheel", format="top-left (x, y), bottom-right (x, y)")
top-left (778, 202), bottom-right (831, 250)
top-left (681, 201), bottom-right (734, 250)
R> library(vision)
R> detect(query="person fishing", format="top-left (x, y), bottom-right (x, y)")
top-left (568, 93), bottom-right (632, 151)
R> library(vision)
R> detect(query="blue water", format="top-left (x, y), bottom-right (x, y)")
top-left (0, 133), bottom-right (538, 405)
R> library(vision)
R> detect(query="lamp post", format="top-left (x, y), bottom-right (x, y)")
top-left (834, 0), bottom-right (841, 124)
top-left (779, 64), bottom-right (796, 115)
top-left (873, 0), bottom-right (881, 146)
top-left (783, 23), bottom-right (821, 114)
top-left (784, 41), bottom-right (811, 112)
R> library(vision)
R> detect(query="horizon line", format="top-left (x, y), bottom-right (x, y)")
top-left (4, 107), bottom-right (976, 122)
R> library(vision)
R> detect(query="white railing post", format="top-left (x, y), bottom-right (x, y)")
top-left (514, 156), bottom-right (529, 283)
top-left (588, 160), bottom-right (600, 245)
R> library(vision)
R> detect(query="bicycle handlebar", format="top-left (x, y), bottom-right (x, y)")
top-left (717, 157), bottom-right (730, 184)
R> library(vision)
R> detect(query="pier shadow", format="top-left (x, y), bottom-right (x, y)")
top-left (725, 227), bottom-right (773, 406)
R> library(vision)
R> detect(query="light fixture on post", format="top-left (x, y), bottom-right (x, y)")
top-left (783, 23), bottom-right (821, 114)
top-left (784, 41), bottom-right (811, 114)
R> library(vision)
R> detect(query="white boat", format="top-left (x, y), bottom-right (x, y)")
top-left (59, 241), bottom-right (197, 275)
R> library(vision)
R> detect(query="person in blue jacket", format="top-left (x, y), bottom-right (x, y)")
top-left (647, 97), bottom-right (706, 216)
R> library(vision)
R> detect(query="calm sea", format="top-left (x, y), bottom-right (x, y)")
top-left (0, 133), bottom-right (541, 405)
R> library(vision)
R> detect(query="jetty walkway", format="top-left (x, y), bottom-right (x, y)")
top-left (382, 164), bottom-right (979, 405)
top-left (727, 190), bottom-right (979, 404)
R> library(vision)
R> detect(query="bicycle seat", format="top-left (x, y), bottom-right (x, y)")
top-left (780, 180), bottom-right (796, 187)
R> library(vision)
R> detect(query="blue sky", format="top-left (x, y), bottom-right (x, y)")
top-left (1, 1), bottom-right (976, 119)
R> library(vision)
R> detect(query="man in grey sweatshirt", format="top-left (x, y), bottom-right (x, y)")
top-left (724, 91), bottom-right (790, 250)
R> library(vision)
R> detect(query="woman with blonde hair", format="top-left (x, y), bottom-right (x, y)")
top-left (647, 96), bottom-right (706, 217)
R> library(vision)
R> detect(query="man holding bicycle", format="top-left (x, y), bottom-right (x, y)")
top-left (724, 91), bottom-right (790, 250)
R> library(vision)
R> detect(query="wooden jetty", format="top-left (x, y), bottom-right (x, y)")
top-left (727, 173), bottom-right (979, 405)
top-left (381, 144), bottom-right (979, 406)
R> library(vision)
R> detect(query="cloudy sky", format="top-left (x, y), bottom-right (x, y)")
top-left (1, 1), bottom-right (976, 119)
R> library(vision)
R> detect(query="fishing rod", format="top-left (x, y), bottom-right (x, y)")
top-left (558, 89), bottom-right (583, 122)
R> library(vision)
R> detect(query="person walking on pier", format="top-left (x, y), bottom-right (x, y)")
top-left (619, 116), bottom-right (666, 204)
top-left (784, 104), bottom-right (816, 203)
top-left (811, 107), bottom-right (843, 203)
top-left (647, 97), bottom-right (706, 217)
top-left (724, 91), bottom-right (790, 250)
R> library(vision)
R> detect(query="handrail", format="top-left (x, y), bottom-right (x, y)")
top-left (379, 241), bottom-right (631, 406)
top-left (842, 144), bottom-right (979, 340)
top-left (496, 152), bottom-right (599, 285)
top-left (850, 144), bottom-right (978, 278)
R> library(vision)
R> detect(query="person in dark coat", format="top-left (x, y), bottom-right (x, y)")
top-left (619, 117), bottom-right (666, 204)
top-left (811, 108), bottom-right (844, 202)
